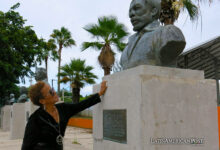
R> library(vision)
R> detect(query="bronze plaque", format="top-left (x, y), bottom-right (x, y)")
top-left (103, 109), bottom-right (127, 143)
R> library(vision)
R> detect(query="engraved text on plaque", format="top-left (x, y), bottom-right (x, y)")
top-left (103, 109), bottom-right (127, 143)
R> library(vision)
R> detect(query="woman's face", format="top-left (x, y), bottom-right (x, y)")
top-left (40, 84), bottom-right (59, 105)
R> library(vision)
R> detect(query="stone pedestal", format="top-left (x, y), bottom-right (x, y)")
top-left (93, 65), bottom-right (219, 150)
top-left (10, 103), bottom-right (25, 139)
top-left (25, 101), bottom-right (39, 124)
top-left (1, 105), bottom-right (11, 131)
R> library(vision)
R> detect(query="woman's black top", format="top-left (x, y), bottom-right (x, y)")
top-left (21, 93), bottom-right (101, 150)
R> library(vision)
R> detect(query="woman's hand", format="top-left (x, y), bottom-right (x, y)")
top-left (99, 81), bottom-right (107, 96)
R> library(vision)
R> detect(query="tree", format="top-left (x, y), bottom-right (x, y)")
top-left (0, 3), bottom-right (42, 105)
top-left (36, 38), bottom-right (58, 78)
top-left (58, 59), bottom-right (97, 103)
top-left (50, 27), bottom-right (76, 94)
top-left (160, 0), bottom-right (199, 25)
top-left (82, 16), bottom-right (129, 76)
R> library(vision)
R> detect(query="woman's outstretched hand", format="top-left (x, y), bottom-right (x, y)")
top-left (99, 80), bottom-right (107, 96)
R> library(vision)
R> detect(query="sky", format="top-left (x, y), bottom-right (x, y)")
top-left (1, 0), bottom-right (220, 96)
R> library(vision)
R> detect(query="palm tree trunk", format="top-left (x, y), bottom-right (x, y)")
top-left (98, 43), bottom-right (114, 76)
top-left (57, 46), bottom-right (62, 95)
top-left (45, 57), bottom-right (48, 79)
top-left (103, 67), bottom-right (111, 76)
top-left (72, 87), bottom-right (80, 103)
top-left (164, 19), bottom-right (174, 25)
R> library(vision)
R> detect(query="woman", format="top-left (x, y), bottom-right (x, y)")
top-left (21, 80), bottom-right (107, 150)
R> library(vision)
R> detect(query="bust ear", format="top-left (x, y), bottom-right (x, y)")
top-left (151, 7), bottom-right (158, 18)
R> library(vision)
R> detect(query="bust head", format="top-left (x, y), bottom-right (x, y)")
top-left (17, 86), bottom-right (28, 103)
top-left (9, 93), bottom-right (15, 104)
top-left (129, 0), bottom-right (161, 32)
top-left (35, 67), bottom-right (47, 82)
top-left (10, 93), bottom-right (15, 99)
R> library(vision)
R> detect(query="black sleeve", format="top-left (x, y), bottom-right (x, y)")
top-left (21, 115), bottom-right (39, 150)
top-left (62, 93), bottom-right (101, 119)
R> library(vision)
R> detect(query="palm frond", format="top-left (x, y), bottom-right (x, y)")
top-left (57, 71), bottom-right (69, 77)
top-left (161, 0), bottom-right (199, 25)
top-left (83, 16), bottom-right (129, 43)
top-left (81, 42), bottom-right (104, 51)
top-left (183, 0), bottom-right (199, 21)
top-left (10, 3), bottom-right (20, 10)
top-left (112, 23), bottom-right (129, 39)
top-left (59, 58), bottom-right (97, 88)
top-left (50, 26), bottom-right (76, 47)
top-left (110, 38), bottom-right (127, 52)
top-left (47, 39), bottom-right (57, 49)
top-left (63, 38), bottom-right (76, 47)
top-left (50, 50), bottom-right (59, 61)
top-left (84, 66), bottom-right (94, 73)
top-left (98, 16), bottom-right (117, 37)
top-left (51, 29), bottom-right (62, 42)
top-left (59, 76), bottom-right (71, 83)
top-left (62, 65), bottom-right (74, 75)
top-left (85, 78), bottom-right (96, 84)
top-left (35, 38), bottom-right (58, 64)
top-left (83, 24), bottom-right (106, 39)
top-left (70, 59), bottom-right (85, 72)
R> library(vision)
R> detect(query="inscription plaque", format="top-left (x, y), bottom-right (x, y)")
top-left (103, 109), bottom-right (127, 143)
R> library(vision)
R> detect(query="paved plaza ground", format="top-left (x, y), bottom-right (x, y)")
top-left (0, 126), bottom-right (93, 150)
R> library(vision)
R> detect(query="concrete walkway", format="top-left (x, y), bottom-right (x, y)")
top-left (0, 126), bottom-right (93, 150)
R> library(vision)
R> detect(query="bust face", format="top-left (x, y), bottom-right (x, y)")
top-left (129, 0), bottom-right (154, 32)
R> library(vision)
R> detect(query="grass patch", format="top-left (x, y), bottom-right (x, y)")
top-left (72, 138), bottom-right (81, 145)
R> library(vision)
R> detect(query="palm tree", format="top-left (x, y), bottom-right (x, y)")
top-left (58, 59), bottom-right (98, 103)
top-left (50, 27), bottom-right (76, 94)
top-left (36, 38), bottom-right (58, 78)
top-left (82, 16), bottom-right (129, 76)
top-left (160, 0), bottom-right (199, 25)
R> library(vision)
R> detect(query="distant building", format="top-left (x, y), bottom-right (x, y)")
top-left (177, 36), bottom-right (220, 105)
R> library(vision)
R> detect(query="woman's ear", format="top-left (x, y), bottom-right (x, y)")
top-left (39, 99), bottom-right (45, 105)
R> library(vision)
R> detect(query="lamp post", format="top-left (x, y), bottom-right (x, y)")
top-left (51, 79), bottom-right (57, 90)
top-left (62, 88), bottom-right (64, 101)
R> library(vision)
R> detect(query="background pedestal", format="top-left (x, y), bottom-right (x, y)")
top-left (10, 103), bottom-right (25, 140)
top-left (25, 101), bottom-right (39, 125)
top-left (93, 65), bottom-right (219, 150)
top-left (1, 105), bottom-right (11, 131)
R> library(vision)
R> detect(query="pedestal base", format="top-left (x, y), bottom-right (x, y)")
top-left (93, 65), bottom-right (219, 150)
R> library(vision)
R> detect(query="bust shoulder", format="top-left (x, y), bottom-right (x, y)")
top-left (128, 33), bottom-right (137, 42)
top-left (154, 25), bottom-right (185, 41)
top-left (152, 25), bottom-right (186, 65)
